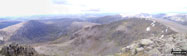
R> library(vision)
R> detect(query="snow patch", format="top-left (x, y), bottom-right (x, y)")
top-left (162, 31), bottom-right (164, 33)
top-left (165, 29), bottom-right (168, 32)
top-left (160, 35), bottom-right (164, 39)
top-left (169, 17), bottom-right (185, 22)
top-left (0, 37), bottom-right (3, 41)
top-left (153, 20), bottom-right (156, 23)
top-left (145, 18), bottom-right (151, 20)
top-left (146, 27), bottom-right (151, 31)
top-left (151, 20), bottom-right (156, 27)
top-left (151, 23), bottom-right (155, 27)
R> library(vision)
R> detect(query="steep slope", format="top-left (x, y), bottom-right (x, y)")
top-left (41, 18), bottom-right (84, 36)
top-left (8, 20), bottom-right (61, 44)
top-left (49, 21), bottom-right (99, 44)
top-left (0, 21), bottom-right (21, 42)
top-left (0, 22), bottom-right (24, 43)
top-left (67, 21), bottom-right (99, 35)
top-left (0, 18), bottom-right (96, 44)
top-left (35, 18), bottom-right (176, 56)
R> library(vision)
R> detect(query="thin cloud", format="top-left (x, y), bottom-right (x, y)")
top-left (52, 0), bottom-right (67, 4)
top-left (0, 0), bottom-right (186, 16)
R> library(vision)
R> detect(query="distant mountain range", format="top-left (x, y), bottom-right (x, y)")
top-left (0, 13), bottom-right (187, 56)
top-left (120, 13), bottom-right (187, 25)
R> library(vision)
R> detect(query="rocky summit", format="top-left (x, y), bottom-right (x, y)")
top-left (116, 34), bottom-right (187, 56)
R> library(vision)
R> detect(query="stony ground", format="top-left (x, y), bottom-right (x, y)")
top-left (114, 33), bottom-right (187, 56)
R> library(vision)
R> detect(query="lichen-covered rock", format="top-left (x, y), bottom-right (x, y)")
top-left (136, 47), bottom-right (144, 52)
top-left (0, 43), bottom-right (45, 56)
top-left (140, 39), bottom-right (153, 46)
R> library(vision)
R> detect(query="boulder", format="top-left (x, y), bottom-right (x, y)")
top-left (0, 43), bottom-right (45, 56)
top-left (140, 39), bottom-right (153, 46)
top-left (136, 47), bottom-right (144, 51)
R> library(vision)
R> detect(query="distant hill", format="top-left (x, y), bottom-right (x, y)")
top-left (87, 15), bottom-right (124, 24)
top-left (0, 21), bottom-right (20, 29)
top-left (0, 18), bottom-right (91, 44)
top-left (8, 20), bottom-right (61, 43)
top-left (162, 14), bottom-right (187, 25)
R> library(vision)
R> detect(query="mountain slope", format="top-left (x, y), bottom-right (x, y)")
top-left (35, 18), bottom-right (176, 56)
top-left (0, 18), bottom-right (97, 44)
top-left (0, 22), bottom-right (24, 42)
top-left (49, 21), bottom-right (99, 44)
top-left (162, 14), bottom-right (187, 25)
top-left (0, 21), bottom-right (20, 29)
top-left (154, 18), bottom-right (187, 33)
top-left (8, 20), bottom-right (61, 43)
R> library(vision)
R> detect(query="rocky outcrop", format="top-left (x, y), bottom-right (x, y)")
top-left (0, 43), bottom-right (45, 56)
top-left (119, 34), bottom-right (187, 56)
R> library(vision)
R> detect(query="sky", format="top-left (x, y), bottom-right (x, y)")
top-left (0, 0), bottom-right (186, 17)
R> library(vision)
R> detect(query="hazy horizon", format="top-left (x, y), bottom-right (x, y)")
top-left (0, 0), bottom-right (186, 17)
